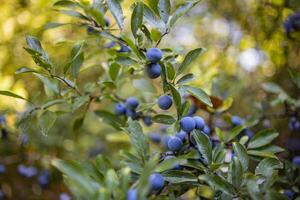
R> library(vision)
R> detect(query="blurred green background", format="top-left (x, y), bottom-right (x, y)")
top-left (0, 0), bottom-right (299, 199)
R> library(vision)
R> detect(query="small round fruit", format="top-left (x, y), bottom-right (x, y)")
top-left (167, 137), bottom-right (183, 151)
top-left (175, 130), bottom-right (187, 142)
top-left (284, 189), bottom-right (295, 199)
top-left (292, 156), bottom-right (300, 166)
top-left (203, 125), bottom-right (210, 135)
top-left (126, 97), bottom-right (139, 109)
top-left (0, 165), bottom-right (5, 174)
top-left (194, 116), bottom-right (205, 130)
top-left (105, 17), bottom-right (110, 26)
top-left (149, 173), bottom-right (164, 191)
top-left (115, 103), bottom-right (126, 115)
top-left (231, 116), bottom-right (244, 126)
top-left (126, 108), bottom-right (138, 120)
top-left (146, 63), bottom-right (161, 79)
top-left (162, 135), bottom-right (171, 148)
top-left (186, 104), bottom-right (197, 116)
top-left (149, 133), bottom-right (161, 143)
top-left (59, 193), bottom-right (71, 200)
top-left (146, 48), bottom-right (163, 63)
top-left (126, 189), bottom-right (137, 200)
top-left (180, 117), bottom-right (196, 132)
top-left (118, 44), bottom-right (130, 53)
top-left (158, 95), bottom-right (173, 110)
top-left (143, 116), bottom-right (152, 126)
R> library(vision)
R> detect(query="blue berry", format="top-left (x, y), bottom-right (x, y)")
top-left (126, 97), bottom-right (139, 109)
top-left (118, 44), bottom-right (130, 53)
top-left (146, 48), bottom-right (163, 63)
top-left (168, 137), bottom-right (183, 151)
top-left (186, 104), bottom-right (197, 116)
top-left (175, 130), bottom-right (187, 142)
top-left (284, 189), bottom-right (295, 199)
top-left (105, 17), bottom-right (110, 27)
top-left (180, 117), bottom-right (196, 132)
top-left (146, 63), bottom-right (161, 79)
top-left (19, 134), bottom-right (29, 146)
top-left (126, 108), bottom-right (138, 120)
top-left (289, 117), bottom-right (300, 132)
top-left (162, 135), bottom-right (171, 148)
top-left (17, 165), bottom-right (37, 178)
top-left (0, 115), bottom-right (6, 125)
top-left (149, 133), bottom-right (161, 143)
top-left (194, 116), bottom-right (205, 130)
top-left (292, 156), bottom-right (300, 166)
top-left (158, 95), bottom-right (172, 110)
top-left (231, 116), bottom-right (244, 126)
top-left (86, 26), bottom-right (96, 34)
top-left (0, 165), bottom-right (5, 174)
top-left (203, 125), bottom-right (210, 135)
top-left (0, 190), bottom-right (4, 199)
top-left (149, 173), bottom-right (164, 191)
top-left (59, 193), bottom-right (71, 200)
top-left (126, 189), bottom-right (137, 200)
top-left (38, 170), bottom-right (50, 188)
top-left (143, 116), bottom-right (152, 126)
top-left (115, 103), bottom-right (126, 115)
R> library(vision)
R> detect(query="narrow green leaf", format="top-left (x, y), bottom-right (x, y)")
top-left (71, 52), bottom-right (84, 78)
top-left (192, 130), bottom-right (212, 165)
top-left (109, 63), bottom-right (121, 81)
top-left (38, 110), bottom-right (57, 135)
top-left (248, 128), bottom-right (279, 149)
top-left (255, 158), bottom-right (283, 176)
top-left (232, 142), bottom-right (249, 172)
top-left (158, 0), bottom-right (171, 24)
top-left (153, 114), bottom-right (176, 124)
top-left (225, 125), bottom-right (245, 143)
top-left (199, 174), bottom-right (235, 195)
top-left (247, 150), bottom-right (276, 158)
top-left (0, 91), bottom-right (27, 101)
top-left (176, 73), bottom-right (195, 85)
top-left (59, 10), bottom-right (89, 21)
top-left (126, 120), bottom-right (150, 162)
top-left (15, 67), bottom-right (37, 74)
top-left (169, 1), bottom-right (200, 27)
top-left (106, 0), bottom-right (124, 29)
top-left (182, 85), bottom-right (212, 107)
top-left (228, 157), bottom-right (243, 188)
top-left (166, 62), bottom-right (175, 80)
top-left (288, 69), bottom-right (300, 88)
top-left (162, 170), bottom-right (198, 184)
top-left (177, 48), bottom-right (204, 74)
top-left (169, 84), bottom-right (182, 118)
top-left (131, 3), bottom-right (143, 38)
top-left (133, 78), bottom-right (156, 93)
top-left (94, 110), bottom-right (123, 130)
top-left (142, 3), bottom-right (164, 30)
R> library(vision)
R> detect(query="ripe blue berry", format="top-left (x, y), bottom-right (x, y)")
top-left (126, 189), bottom-right (137, 200)
top-left (143, 116), bottom-right (152, 126)
top-left (231, 116), bottom-right (244, 126)
top-left (105, 17), bottom-right (110, 27)
top-left (175, 130), bottom-right (187, 142)
top-left (146, 63), bottom-right (161, 79)
top-left (146, 48), bottom-right (163, 63)
top-left (126, 108), bottom-right (138, 120)
top-left (17, 165), bottom-right (37, 178)
top-left (168, 137), bottom-right (183, 151)
top-left (292, 156), bottom-right (300, 166)
top-left (203, 125), bottom-right (210, 135)
top-left (149, 133), bottom-right (161, 143)
top-left (59, 193), bottom-right (71, 200)
top-left (118, 44), bottom-right (130, 53)
top-left (284, 189), bottom-right (295, 199)
top-left (0, 165), bottom-right (5, 174)
top-left (149, 173), bottom-right (164, 191)
top-left (162, 135), bottom-right (171, 148)
top-left (115, 103), bottom-right (126, 115)
top-left (180, 117), bottom-right (196, 132)
top-left (158, 95), bottom-right (172, 110)
top-left (126, 97), bottom-right (139, 109)
top-left (194, 116), bottom-right (205, 130)
top-left (289, 117), bottom-right (300, 132)
top-left (186, 104), bottom-right (197, 116)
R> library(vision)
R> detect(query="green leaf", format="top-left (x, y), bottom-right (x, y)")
top-left (71, 52), bottom-right (84, 78)
top-left (38, 110), bottom-right (57, 135)
top-left (261, 82), bottom-right (284, 94)
top-left (15, 67), bottom-right (38, 74)
top-left (87, 8), bottom-right (106, 27)
top-left (53, 0), bottom-right (79, 7)
top-left (177, 48), bottom-right (205, 74)
top-left (142, 3), bottom-right (164, 30)
top-left (126, 120), bottom-right (150, 163)
top-left (44, 22), bottom-right (68, 30)
top-left (73, 116), bottom-right (85, 131)
top-left (228, 157), bottom-right (243, 188)
top-left (192, 130), bottom-right (212, 165)
top-left (225, 125), bottom-right (245, 143)
top-left (248, 128), bottom-right (279, 149)
top-left (0, 91), bottom-right (27, 101)
top-left (199, 174), bottom-right (235, 195)
top-left (247, 150), bottom-right (276, 158)
top-left (59, 10), bottom-right (89, 21)
top-left (35, 74), bottom-right (59, 95)
top-left (162, 170), bottom-right (198, 184)
top-left (176, 73), bottom-right (195, 85)
top-left (153, 114), bottom-right (176, 124)
top-left (155, 157), bottom-right (187, 172)
top-left (166, 62), bottom-right (175, 80)
top-left (255, 158), bottom-right (283, 176)
top-left (158, 0), bottom-right (170, 24)
top-left (182, 85), bottom-right (212, 107)
top-left (72, 96), bottom-right (89, 112)
top-left (109, 63), bottom-right (121, 81)
top-left (169, 1), bottom-right (200, 27)
top-left (106, 0), bottom-right (124, 29)
top-left (215, 127), bottom-right (224, 142)
top-left (94, 110), bottom-right (123, 130)
top-left (133, 78), bottom-right (157, 93)
top-left (212, 143), bottom-right (226, 164)
top-left (254, 145), bottom-right (285, 154)
top-left (52, 159), bottom-right (99, 195)
top-left (131, 2), bottom-right (143, 38)
top-left (232, 142), bottom-right (249, 172)
top-left (169, 84), bottom-right (182, 118)
top-left (288, 69), bottom-right (300, 88)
